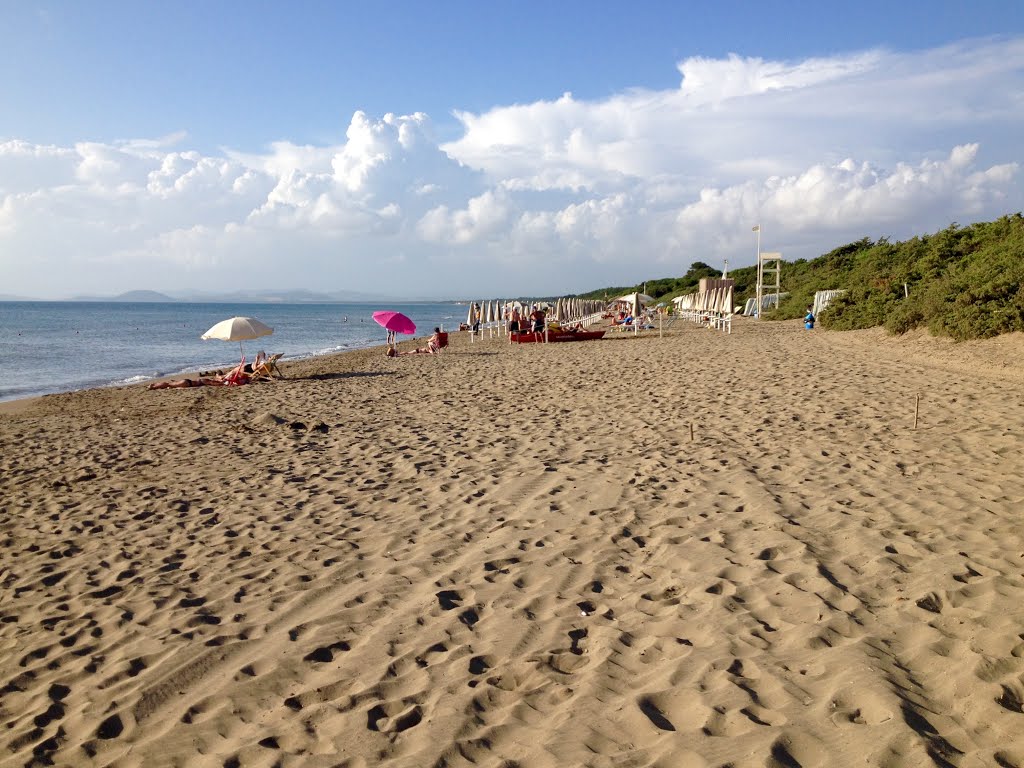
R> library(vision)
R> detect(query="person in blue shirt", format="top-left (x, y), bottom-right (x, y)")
top-left (804, 306), bottom-right (815, 330)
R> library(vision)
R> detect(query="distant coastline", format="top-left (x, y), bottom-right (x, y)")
top-left (0, 290), bottom-right (458, 304)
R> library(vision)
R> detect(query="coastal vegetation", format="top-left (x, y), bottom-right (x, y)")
top-left (576, 213), bottom-right (1024, 341)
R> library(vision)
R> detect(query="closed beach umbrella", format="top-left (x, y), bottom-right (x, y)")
top-left (201, 316), bottom-right (273, 362)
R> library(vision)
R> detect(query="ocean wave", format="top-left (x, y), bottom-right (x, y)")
top-left (111, 374), bottom-right (152, 386)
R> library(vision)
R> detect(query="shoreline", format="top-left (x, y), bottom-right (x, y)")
top-left (0, 340), bottom-right (392, 409)
top-left (0, 299), bottom-right (462, 408)
top-left (4, 320), bottom-right (1023, 414)
top-left (2, 321), bottom-right (1023, 766)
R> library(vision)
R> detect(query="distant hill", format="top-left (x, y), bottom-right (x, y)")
top-left (172, 288), bottom-right (401, 303)
top-left (113, 290), bottom-right (177, 302)
top-left (69, 290), bottom-right (177, 302)
top-left (62, 288), bottom-right (408, 304)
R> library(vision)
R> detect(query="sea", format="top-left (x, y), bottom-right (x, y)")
top-left (0, 301), bottom-right (466, 403)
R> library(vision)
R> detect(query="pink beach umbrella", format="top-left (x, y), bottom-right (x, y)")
top-left (373, 310), bottom-right (417, 347)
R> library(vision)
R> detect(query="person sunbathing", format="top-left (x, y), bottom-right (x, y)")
top-left (386, 329), bottom-right (443, 356)
top-left (148, 360), bottom-right (251, 389)
top-left (148, 377), bottom-right (221, 389)
top-left (393, 344), bottom-right (437, 356)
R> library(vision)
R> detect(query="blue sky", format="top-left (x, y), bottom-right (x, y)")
top-left (2, 1), bottom-right (1023, 299)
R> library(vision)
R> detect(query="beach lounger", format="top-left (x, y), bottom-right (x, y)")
top-left (249, 353), bottom-right (286, 380)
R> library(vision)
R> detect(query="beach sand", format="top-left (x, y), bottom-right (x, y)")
top-left (2, 319), bottom-right (1023, 768)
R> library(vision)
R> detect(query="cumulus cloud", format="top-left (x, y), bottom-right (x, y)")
top-left (445, 38), bottom-right (1024, 195)
top-left (2, 37), bottom-right (1023, 298)
top-left (672, 145), bottom-right (1020, 256)
top-left (417, 189), bottom-right (514, 244)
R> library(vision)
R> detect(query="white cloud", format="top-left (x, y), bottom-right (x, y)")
top-left (675, 50), bottom-right (884, 102)
top-left (417, 189), bottom-right (513, 244)
top-left (1, 37), bottom-right (1023, 298)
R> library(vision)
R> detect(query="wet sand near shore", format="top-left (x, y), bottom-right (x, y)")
top-left (1, 319), bottom-right (1023, 768)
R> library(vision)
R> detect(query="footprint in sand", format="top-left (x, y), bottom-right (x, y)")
top-left (768, 731), bottom-right (828, 768)
top-left (435, 589), bottom-right (463, 610)
top-left (637, 689), bottom-right (711, 733)
top-left (547, 628), bottom-right (590, 674)
top-left (996, 677), bottom-right (1024, 714)
top-left (365, 700), bottom-right (424, 733)
top-left (303, 639), bottom-right (351, 663)
top-left (828, 685), bottom-right (895, 725)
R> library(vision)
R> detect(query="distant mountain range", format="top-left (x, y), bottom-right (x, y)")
top-left (55, 288), bottom-right (421, 303)
top-left (4, 288), bottom-right (487, 304)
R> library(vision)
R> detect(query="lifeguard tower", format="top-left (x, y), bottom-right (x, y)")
top-left (755, 251), bottom-right (782, 318)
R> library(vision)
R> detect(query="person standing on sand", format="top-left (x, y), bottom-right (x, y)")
top-left (509, 307), bottom-right (522, 342)
top-left (804, 306), bottom-right (815, 330)
top-left (530, 305), bottom-right (546, 341)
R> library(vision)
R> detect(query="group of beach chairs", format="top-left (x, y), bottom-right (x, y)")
top-left (245, 352), bottom-right (286, 381)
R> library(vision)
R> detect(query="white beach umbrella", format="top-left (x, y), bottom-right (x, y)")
top-left (615, 292), bottom-right (654, 307)
top-left (201, 316), bottom-right (273, 362)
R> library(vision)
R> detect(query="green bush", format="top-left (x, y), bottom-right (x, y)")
top-left (572, 213), bottom-right (1024, 341)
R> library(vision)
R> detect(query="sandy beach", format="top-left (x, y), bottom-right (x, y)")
top-left (2, 318), bottom-right (1023, 768)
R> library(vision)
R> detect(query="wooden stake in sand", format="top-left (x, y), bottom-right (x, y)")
top-left (914, 393), bottom-right (921, 429)
top-left (690, 422), bottom-right (695, 441)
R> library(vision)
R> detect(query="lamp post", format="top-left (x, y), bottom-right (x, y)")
top-left (753, 224), bottom-right (762, 318)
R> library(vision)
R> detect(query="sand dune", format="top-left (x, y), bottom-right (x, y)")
top-left (2, 319), bottom-right (1023, 767)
